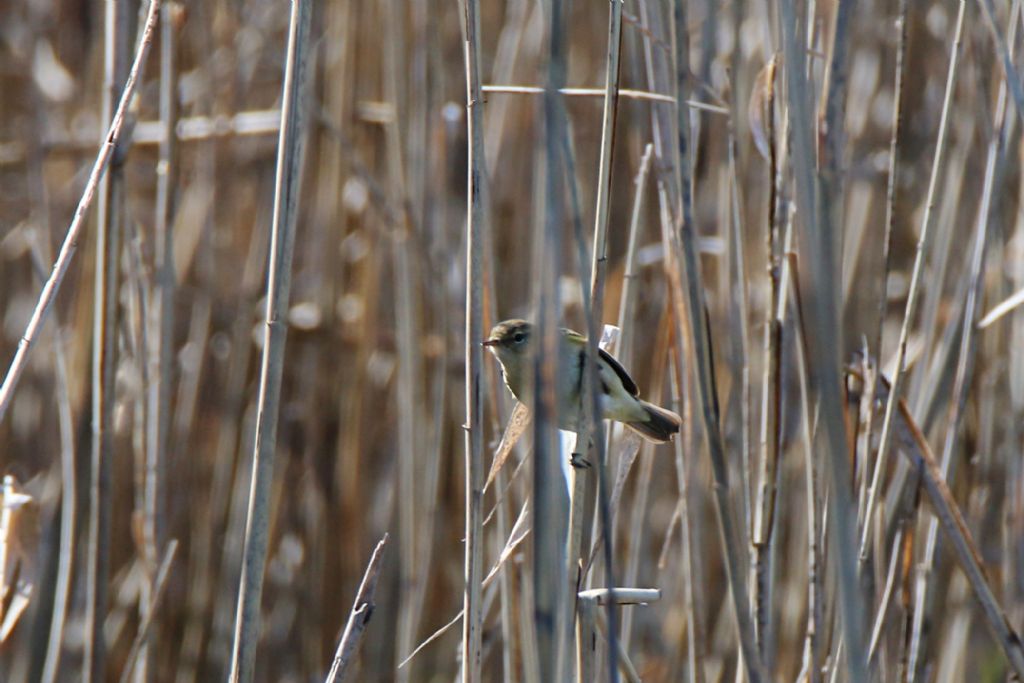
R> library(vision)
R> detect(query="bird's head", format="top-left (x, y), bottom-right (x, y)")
top-left (482, 319), bottom-right (533, 373)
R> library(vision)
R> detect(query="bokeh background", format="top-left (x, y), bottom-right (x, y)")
top-left (1, 0), bottom-right (1023, 681)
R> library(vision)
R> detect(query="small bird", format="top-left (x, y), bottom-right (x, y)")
top-left (483, 319), bottom-right (681, 443)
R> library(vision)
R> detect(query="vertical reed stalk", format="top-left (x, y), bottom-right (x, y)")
top-left (84, 2), bottom-right (131, 680)
top-left (459, 0), bottom-right (487, 679)
top-left (565, 1), bottom-right (624, 680)
top-left (533, 0), bottom-right (569, 678)
top-left (227, 1), bottom-right (312, 679)
top-left (382, 1), bottom-right (425, 676)
top-left (779, 0), bottom-right (868, 674)
top-left (140, 3), bottom-right (178, 678)
top-left (753, 56), bottom-right (781, 668)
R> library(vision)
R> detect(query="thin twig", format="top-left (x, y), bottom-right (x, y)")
top-left (0, 0), bottom-right (160, 423)
top-left (117, 541), bottom-right (179, 683)
top-left (41, 315), bottom-right (77, 683)
top-left (398, 500), bottom-right (532, 670)
top-left (979, 287), bottom-right (1024, 328)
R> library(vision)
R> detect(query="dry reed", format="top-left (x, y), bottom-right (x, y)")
top-left (1, 0), bottom-right (1023, 681)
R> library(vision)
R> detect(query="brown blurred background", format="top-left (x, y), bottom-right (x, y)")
top-left (1, 0), bottom-right (1023, 681)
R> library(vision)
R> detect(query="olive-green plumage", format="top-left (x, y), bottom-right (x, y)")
top-left (483, 319), bottom-right (681, 443)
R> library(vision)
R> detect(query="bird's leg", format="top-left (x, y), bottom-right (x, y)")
top-left (569, 451), bottom-right (592, 469)
top-left (570, 436), bottom-right (595, 468)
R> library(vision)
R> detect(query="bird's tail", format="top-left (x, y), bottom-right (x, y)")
top-left (625, 401), bottom-right (682, 444)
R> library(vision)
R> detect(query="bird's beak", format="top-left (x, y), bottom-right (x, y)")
top-left (481, 338), bottom-right (499, 347)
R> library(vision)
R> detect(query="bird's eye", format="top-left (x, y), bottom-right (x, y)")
top-left (513, 333), bottom-right (525, 343)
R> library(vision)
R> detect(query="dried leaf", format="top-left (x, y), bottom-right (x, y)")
top-left (483, 401), bottom-right (531, 493)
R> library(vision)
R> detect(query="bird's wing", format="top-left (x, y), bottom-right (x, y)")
top-left (598, 347), bottom-right (639, 396)
top-left (562, 327), bottom-right (640, 396)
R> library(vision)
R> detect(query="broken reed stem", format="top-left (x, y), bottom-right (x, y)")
top-left (227, 0), bottom-right (312, 680)
top-left (325, 534), bottom-right (389, 683)
top-left (483, 85), bottom-right (673, 103)
top-left (460, 0), bottom-right (487, 679)
top-left (865, 0), bottom-right (966, 563)
top-left (0, 0), bottom-right (160, 424)
top-left (577, 587), bottom-right (658, 681)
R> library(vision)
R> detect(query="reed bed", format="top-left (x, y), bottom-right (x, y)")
top-left (1, 0), bottom-right (1023, 681)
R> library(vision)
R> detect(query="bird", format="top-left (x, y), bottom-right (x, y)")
top-left (482, 319), bottom-right (681, 443)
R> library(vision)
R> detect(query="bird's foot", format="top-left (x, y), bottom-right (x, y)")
top-left (569, 452), bottom-right (592, 469)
